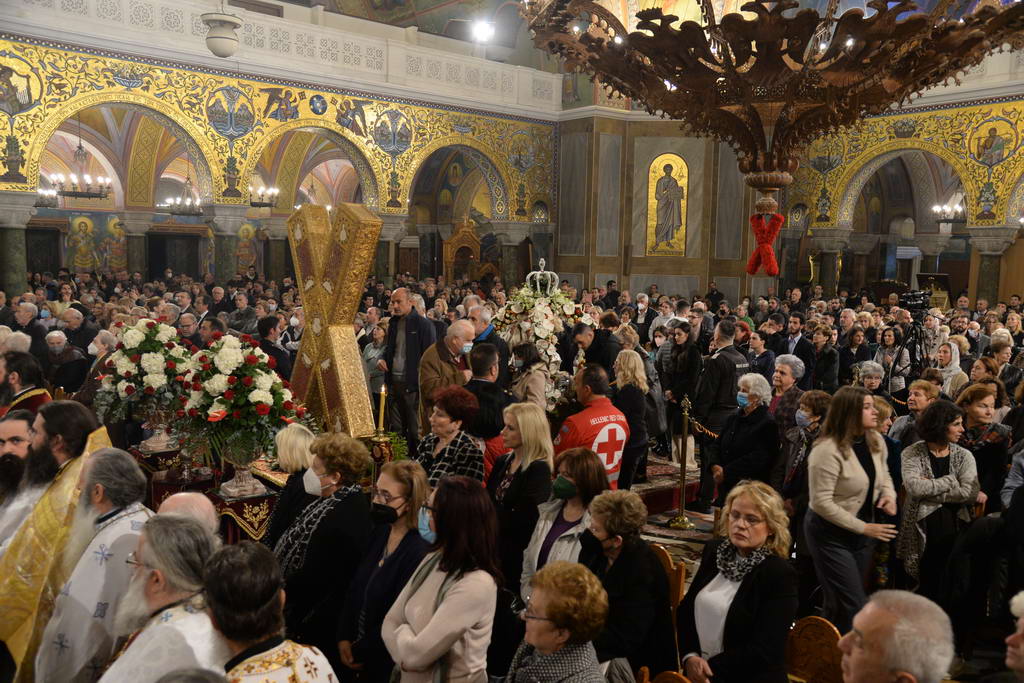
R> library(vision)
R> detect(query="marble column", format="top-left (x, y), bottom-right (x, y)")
top-left (812, 229), bottom-right (852, 297)
top-left (120, 210), bottom-right (154, 277)
top-left (968, 226), bottom-right (1019, 304)
top-left (778, 227), bottom-right (806, 291)
top-left (847, 233), bottom-right (880, 290)
top-left (0, 191), bottom-right (35, 297)
top-left (262, 216), bottom-right (290, 283)
top-left (206, 205), bottom-right (250, 285)
top-left (377, 214), bottom-right (409, 281)
top-left (914, 234), bottom-right (952, 274)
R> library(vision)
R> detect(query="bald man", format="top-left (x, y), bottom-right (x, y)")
top-left (157, 492), bottom-right (221, 538)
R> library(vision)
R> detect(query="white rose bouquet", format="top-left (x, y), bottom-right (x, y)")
top-left (94, 318), bottom-right (192, 422)
top-left (172, 331), bottom-right (303, 467)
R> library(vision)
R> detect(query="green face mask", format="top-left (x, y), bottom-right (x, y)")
top-left (552, 475), bottom-right (577, 500)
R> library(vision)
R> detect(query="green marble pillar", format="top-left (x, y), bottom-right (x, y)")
top-left (819, 252), bottom-right (839, 297)
top-left (126, 235), bottom-right (147, 277)
top-left (0, 226), bottom-right (27, 296)
top-left (977, 254), bottom-right (1001, 305)
top-left (267, 239), bottom-right (288, 284)
top-left (214, 232), bottom-right (239, 285)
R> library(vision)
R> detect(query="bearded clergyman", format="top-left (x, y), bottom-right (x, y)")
top-left (0, 410), bottom-right (36, 547)
top-left (99, 514), bottom-right (230, 682)
top-left (35, 448), bottom-right (152, 682)
top-left (0, 401), bottom-right (104, 682)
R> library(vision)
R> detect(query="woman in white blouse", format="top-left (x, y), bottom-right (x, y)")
top-left (677, 481), bottom-right (798, 683)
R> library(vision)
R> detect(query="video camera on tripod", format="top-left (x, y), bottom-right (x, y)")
top-left (898, 290), bottom-right (932, 321)
top-left (883, 290), bottom-right (931, 389)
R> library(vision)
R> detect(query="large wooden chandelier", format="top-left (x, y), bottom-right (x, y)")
top-left (524, 0), bottom-right (1024, 270)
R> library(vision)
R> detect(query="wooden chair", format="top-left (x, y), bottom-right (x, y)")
top-left (649, 543), bottom-right (687, 673)
top-left (786, 616), bottom-right (843, 683)
top-left (635, 667), bottom-right (693, 683)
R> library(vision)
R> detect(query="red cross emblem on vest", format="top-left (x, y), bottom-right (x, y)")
top-left (592, 423), bottom-right (627, 468)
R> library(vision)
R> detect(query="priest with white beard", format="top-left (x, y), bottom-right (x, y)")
top-left (99, 514), bottom-right (229, 682)
top-left (35, 447), bottom-right (151, 682)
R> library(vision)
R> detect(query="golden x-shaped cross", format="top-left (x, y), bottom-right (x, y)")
top-left (287, 204), bottom-right (382, 437)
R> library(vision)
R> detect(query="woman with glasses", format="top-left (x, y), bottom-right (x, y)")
top-left (383, 475), bottom-right (501, 682)
top-left (678, 481), bottom-right (797, 683)
top-left (579, 489), bottom-right (678, 678)
top-left (505, 562), bottom-right (607, 682)
top-left (337, 461), bottom-right (431, 681)
top-left (805, 386), bottom-right (897, 633)
top-left (272, 433), bottom-right (373, 676)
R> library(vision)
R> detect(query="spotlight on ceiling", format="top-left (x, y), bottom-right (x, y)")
top-left (472, 21), bottom-right (495, 43)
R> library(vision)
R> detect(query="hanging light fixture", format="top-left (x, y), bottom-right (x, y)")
top-left (50, 113), bottom-right (111, 200)
top-left (34, 187), bottom-right (58, 208)
top-left (249, 185), bottom-right (279, 208)
top-left (158, 146), bottom-right (203, 216)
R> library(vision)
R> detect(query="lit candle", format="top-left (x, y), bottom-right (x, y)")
top-left (378, 385), bottom-right (387, 432)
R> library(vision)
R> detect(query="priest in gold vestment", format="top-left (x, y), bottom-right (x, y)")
top-left (0, 401), bottom-right (105, 682)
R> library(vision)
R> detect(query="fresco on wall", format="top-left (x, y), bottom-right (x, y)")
top-left (236, 223), bottom-right (261, 274)
top-left (646, 153), bottom-right (688, 255)
top-left (100, 215), bottom-right (127, 272)
top-left (66, 215), bottom-right (100, 272)
top-left (49, 211), bottom-right (126, 273)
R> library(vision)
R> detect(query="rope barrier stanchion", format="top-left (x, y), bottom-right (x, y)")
top-left (669, 398), bottom-right (696, 531)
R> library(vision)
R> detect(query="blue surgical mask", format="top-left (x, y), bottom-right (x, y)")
top-left (513, 359), bottom-right (524, 369)
top-left (461, 343), bottom-right (474, 355)
top-left (39, 310), bottom-right (51, 319)
top-left (736, 391), bottom-right (750, 408)
top-left (795, 409), bottom-right (813, 429)
top-left (418, 506), bottom-right (437, 544)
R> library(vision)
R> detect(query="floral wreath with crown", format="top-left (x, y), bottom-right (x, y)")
top-left (492, 260), bottom-right (593, 411)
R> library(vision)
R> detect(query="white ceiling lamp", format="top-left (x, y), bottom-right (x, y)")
top-left (472, 20), bottom-right (495, 43)
top-left (201, 2), bottom-right (243, 58)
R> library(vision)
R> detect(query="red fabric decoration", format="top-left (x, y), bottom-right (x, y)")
top-left (746, 212), bottom-right (784, 276)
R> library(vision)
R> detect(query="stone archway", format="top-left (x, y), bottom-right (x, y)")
top-left (25, 93), bottom-right (217, 201)
top-left (408, 141), bottom-right (511, 220)
top-left (242, 120), bottom-right (380, 209)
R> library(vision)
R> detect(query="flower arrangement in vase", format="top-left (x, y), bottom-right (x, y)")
top-left (173, 331), bottom-right (304, 498)
top-left (94, 318), bottom-right (191, 452)
top-left (492, 260), bottom-right (594, 411)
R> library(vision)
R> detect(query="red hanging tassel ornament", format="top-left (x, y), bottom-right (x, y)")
top-left (746, 212), bottom-right (784, 276)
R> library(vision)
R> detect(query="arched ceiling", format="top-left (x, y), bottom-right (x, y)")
top-left (252, 129), bottom-right (363, 213)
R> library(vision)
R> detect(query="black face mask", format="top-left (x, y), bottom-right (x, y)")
top-left (370, 502), bottom-right (400, 526)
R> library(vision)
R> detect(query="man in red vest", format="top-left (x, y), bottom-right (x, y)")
top-left (0, 351), bottom-right (51, 419)
top-left (554, 364), bottom-right (630, 489)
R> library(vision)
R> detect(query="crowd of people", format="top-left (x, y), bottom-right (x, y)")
top-left (5, 267), bottom-right (1024, 681)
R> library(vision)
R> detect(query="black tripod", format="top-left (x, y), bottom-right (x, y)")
top-left (883, 318), bottom-right (926, 391)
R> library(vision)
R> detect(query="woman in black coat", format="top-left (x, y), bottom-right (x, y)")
top-left (811, 327), bottom-right (840, 394)
top-left (485, 402), bottom-right (554, 675)
top-left (273, 434), bottom-right (374, 676)
top-left (612, 350), bottom-right (651, 491)
top-left (679, 481), bottom-right (798, 683)
top-left (839, 326), bottom-right (872, 386)
top-left (665, 321), bottom-right (703, 457)
top-left (263, 423), bottom-right (317, 549)
top-left (337, 461), bottom-right (430, 681)
top-left (712, 373), bottom-right (780, 507)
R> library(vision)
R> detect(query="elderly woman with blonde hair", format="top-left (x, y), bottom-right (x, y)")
top-left (711, 372), bottom-right (779, 507)
top-left (580, 490), bottom-right (678, 677)
top-left (678, 481), bottom-right (797, 683)
top-left (273, 432), bottom-right (373, 674)
top-left (263, 422), bottom-right (317, 549)
top-left (506, 561), bottom-right (608, 682)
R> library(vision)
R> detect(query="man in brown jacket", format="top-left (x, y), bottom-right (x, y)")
top-left (418, 319), bottom-right (475, 428)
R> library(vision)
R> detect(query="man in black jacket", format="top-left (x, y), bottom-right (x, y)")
top-left (257, 316), bottom-right (292, 382)
top-left (783, 312), bottom-right (816, 390)
top-left (58, 308), bottom-right (98, 355)
top-left (380, 288), bottom-right (436, 453)
top-left (692, 320), bottom-right (749, 512)
top-left (463, 344), bottom-right (513, 477)
top-left (11, 302), bottom-right (49, 370)
top-left (468, 306), bottom-right (511, 390)
top-left (572, 322), bottom-right (622, 382)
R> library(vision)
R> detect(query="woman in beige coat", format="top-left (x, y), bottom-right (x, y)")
top-left (383, 475), bottom-right (500, 682)
top-left (805, 386), bottom-right (898, 632)
top-left (510, 342), bottom-right (549, 409)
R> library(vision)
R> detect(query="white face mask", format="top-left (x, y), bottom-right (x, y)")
top-left (290, 316), bottom-right (299, 327)
top-left (303, 468), bottom-right (327, 496)
top-left (87, 342), bottom-right (98, 356)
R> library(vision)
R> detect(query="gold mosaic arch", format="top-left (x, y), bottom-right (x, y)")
top-left (404, 135), bottom-right (518, 220)
top-left (237, 117), bottom-right (386, 209)
top-left (272, 132), bottom-right (317, 214)
top-left (829, 139), bottom-right (974, 229)
top-left (22, 90), bottom-right (220, 198)
top-left (788, 98), bottom-right (1024, 228)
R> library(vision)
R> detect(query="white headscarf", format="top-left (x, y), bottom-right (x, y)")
top-left (937, 341), bottom-right (962, 395)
